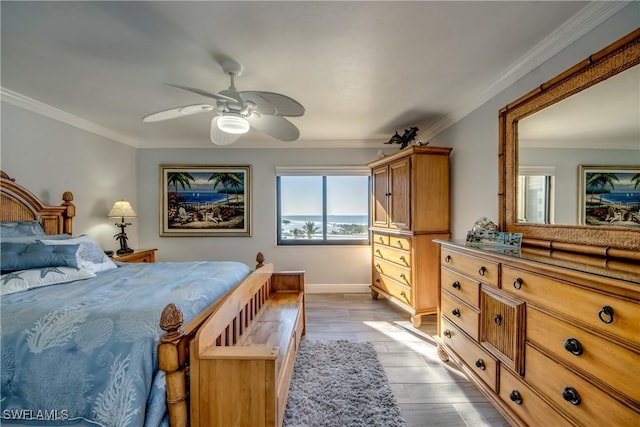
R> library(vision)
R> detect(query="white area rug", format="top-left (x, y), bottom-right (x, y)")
top-left (284, 340), bottom-right (408, 427)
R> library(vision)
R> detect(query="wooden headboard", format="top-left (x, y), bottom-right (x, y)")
top-left (0, 170), bottom-right (75, 235)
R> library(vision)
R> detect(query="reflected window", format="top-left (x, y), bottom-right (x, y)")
top-left (517, 166), bottom-right (555, 224)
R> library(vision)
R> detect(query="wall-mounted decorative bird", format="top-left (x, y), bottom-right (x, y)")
top-left (385, 126), bottom-right (419, 149)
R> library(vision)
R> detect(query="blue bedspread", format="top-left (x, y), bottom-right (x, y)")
top-left (1, 261), bottom-right (252, 427)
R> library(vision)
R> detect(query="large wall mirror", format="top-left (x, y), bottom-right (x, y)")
top-left (499, 29), bottom-right (640, 259)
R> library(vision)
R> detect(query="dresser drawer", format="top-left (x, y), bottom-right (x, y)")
top-left (525, 344), bottom-right (639, 426)
top-left (480, 286), bottom-right (525, 374)
top-left (441, 249), bottom-right (498, 287)
top-left (441, 291), bottom-right (479, 340)
top-left (373, 243), bottom-right (411, 268)
top-left (503, 266), bottom-right (640, 345)
top-left (527, 307), bottom-right (640, 405)
top-left (441, 316), bottom-right (498, 392)
top-left (374, 258), bottom-right (412, 287)
top-left (373, 271), bottom-right (412, 305)
top-left (441, 267), bottom-right (480, 308)
top-left (499, 366), bottom-right (569, 427)
top-left (372, 233), bottom-right (389, 246)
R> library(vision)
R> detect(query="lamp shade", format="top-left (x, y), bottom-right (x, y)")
top-left (107, 200), bottom-right (137, 218)
top-left (216, 113), bottom-right (250, 134)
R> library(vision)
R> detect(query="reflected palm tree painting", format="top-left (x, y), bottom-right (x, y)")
top-left (579, 165), bottom-right (640, 228)
top-left (161, 165), bottom-right (251, 236)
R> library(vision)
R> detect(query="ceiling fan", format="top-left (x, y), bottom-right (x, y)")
top-left (143, 60), bottom-right (305, 145)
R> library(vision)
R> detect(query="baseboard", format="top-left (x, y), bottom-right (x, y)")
top-left (305, 283), bottom-right (370, 294)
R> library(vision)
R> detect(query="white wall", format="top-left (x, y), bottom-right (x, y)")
top-left (430, 4), bottom-right (638, 240)
top-left (0, 103), bottom-right (138, 251)
top-left (137, 147), bottom-right (383, 289)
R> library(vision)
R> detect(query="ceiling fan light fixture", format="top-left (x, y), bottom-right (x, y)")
top-left (216, 114), bottom-right (250, 134)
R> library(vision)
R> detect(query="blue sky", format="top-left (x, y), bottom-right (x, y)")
top-left (281, 176), bottom-right (369, 215)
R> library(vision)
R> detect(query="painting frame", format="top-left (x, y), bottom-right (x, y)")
top-left (578, 165), bottom-right (640, 228)
top-left (160, 164), bottom-right (252, 237)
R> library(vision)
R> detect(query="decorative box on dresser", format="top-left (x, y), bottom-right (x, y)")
top-left (368, 146), bottom-right (452, 327)
top-left (434, 240), bottom-right (640, 426)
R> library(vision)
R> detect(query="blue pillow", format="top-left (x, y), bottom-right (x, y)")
top-left (0, 242), bottom-right (80, 273)
top-left (0, 221), bottom-right (46, 238)
top-left (0, 234), bottom-right (72, 244)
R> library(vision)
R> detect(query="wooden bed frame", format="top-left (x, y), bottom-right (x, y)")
top-left (0, 170), bottom-right (301, 427)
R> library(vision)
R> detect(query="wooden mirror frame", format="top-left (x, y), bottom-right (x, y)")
top-left (498, 29), bottom-right (640, 260)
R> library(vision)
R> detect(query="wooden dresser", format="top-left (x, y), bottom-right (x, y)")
top-left (434, 240), bottom-right (640, 426)
top-left (368, 146), bottom-right (452, 327)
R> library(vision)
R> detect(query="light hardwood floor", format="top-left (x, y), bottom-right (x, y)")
top-left (304, 293), bottom-right (511, 427)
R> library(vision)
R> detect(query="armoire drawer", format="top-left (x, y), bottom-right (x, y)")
top-left (373, 243), bottom-right (411, 267)
top-left (441, 290), bottom-right (479, 340)
top-left (388, 235), bottom-right (411, 250)
top-left (374, 258), bottom-right (412, 287)
top-left (499, 366), bottom-right (569, 427)
top-left (440, 267), bottom-right (480, 308)
top-left (441, 249), bottom-right (498, 287)
top-left (527, 307), bottom-right (640, 405)
top-left (503, 266), bottom-right (640, 345)
top-left (372, 233), bottom-right (390, 246)
top-left (372, 271), bottom-right (412, 305)
top-left (525, 344), bottom-right (639, 426)
top-left (440, 316), bottom-right (498, 392)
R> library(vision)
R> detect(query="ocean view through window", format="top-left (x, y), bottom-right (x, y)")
top-left (276, 168), bottom-right (370, 245)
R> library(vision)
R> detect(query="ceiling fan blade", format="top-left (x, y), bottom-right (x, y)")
top-left (210, 117), bottom-right (243, 145)
top-left (247, 114), bottom-right (300, 141)
top-left (143, 104), bottom-right (214, 122)
top-left (241, 91), bottom-right (305, 117)
top-left (164, 83), bottom-right (239, 103)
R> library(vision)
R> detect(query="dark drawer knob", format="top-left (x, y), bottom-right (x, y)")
top-left (445, 255), bottom-right (452, 263)
top-left (494, 314), bottom-right (502, 326)
top-left (509, 390), bottom-right (523, 405)
top-left (598, 305), bottom-right (614, 324)
top-left (376, 249), bottom-right (382, 256)
top-left (563, 338), bottom-right (583, 356)
top-left (475, 359), bottom-right (486, 370)
top-left (452, 281), bottom-right (461, 290)
top-left (399, 255), bottom-right (407, 264)
top-left (443, 329), bottom-right (452, 338)
top-left (478, 266), bottom-right (487, 276)
top-left (513, 277), bottom-right (523, 290)
top-left (562, 387), bottom-right (581, 405)
top-left (396, 240), bottom-right (403, 248)
top-left (378, 236), bottom-right (384, 243)
top-left (452, 308), bottom-right (461, 317)
top-left (400, 291), bottom-right (406, 298)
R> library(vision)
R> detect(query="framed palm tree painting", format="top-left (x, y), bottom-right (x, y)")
top-left (160, 165), bottom-right (252, 236)
top-left (578, 165), bottom-right (640, 228)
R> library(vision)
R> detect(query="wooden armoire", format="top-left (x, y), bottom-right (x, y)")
top-left (368, 145), bottom-right (452, 327)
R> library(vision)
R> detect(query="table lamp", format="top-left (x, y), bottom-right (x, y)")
top-left (107, 200), bottom-right (137, 255)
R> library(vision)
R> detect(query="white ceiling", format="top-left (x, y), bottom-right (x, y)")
top-left (0, 1), bottom-right (626, 149)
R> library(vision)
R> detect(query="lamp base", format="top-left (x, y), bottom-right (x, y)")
top-left (116, 247), bottom-right (134, 255)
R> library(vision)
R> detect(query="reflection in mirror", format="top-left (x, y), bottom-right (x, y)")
top-left (517, 166), bottom-right (555, 224)
top-left (517, 64), bottom-right (640, 226)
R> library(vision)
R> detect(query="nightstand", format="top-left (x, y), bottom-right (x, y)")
top-left (112, 248), bottom-right (157, 263)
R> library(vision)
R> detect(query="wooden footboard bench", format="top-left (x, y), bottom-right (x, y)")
top-left (189, 269), bottom-right (305, 427)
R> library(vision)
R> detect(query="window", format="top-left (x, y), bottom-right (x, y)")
top-left (517, 166), bottom-right (555, 224)
top-left (276, 167), bottom-right (370, 245)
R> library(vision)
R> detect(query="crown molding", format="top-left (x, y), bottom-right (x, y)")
top-left (0, 87), bottom-right (139, 147)
top-left (418, 1), bottom-right (629, 142)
